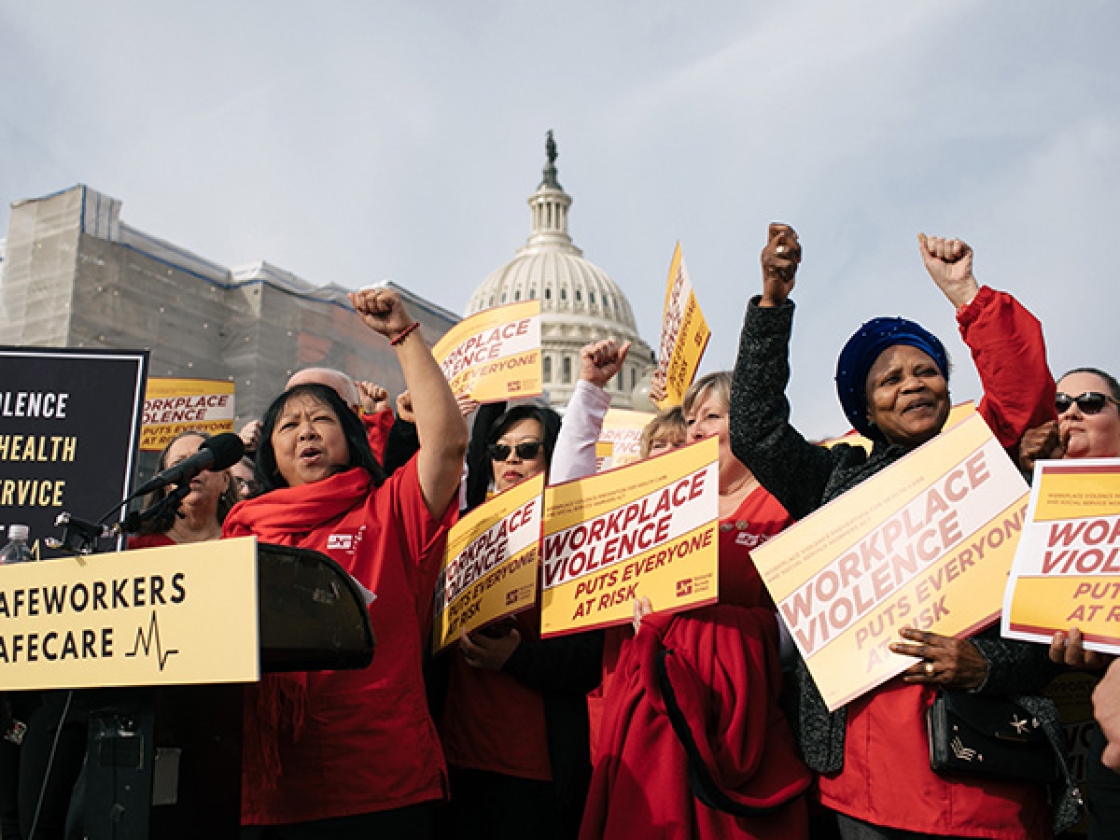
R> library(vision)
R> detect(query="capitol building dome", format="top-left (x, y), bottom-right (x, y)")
top-left (467, 134), bottom-right (655, 410)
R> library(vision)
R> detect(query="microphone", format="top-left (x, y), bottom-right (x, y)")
top-left (129, 433), bottom-right (245, 500)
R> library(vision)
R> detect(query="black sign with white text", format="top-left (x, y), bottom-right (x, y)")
top-left (0, 347), bottom-right (148, 558)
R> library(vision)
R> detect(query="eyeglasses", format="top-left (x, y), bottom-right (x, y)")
top-left (488, 441), bottom-right (543, 461)
top-left (1056, 391), bottom-right (1120, 416)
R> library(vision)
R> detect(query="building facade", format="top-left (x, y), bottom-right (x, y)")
top-left (0, 185), bottom-right (459, 431)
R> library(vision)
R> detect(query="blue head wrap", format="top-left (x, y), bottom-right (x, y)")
top-left (834, 317), bottom-right (949, 441)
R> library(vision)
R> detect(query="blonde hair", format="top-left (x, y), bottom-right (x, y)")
top-left (682, 371), bottom-right (732, 418)
top-left (640, 406), bottom-right (687, 459)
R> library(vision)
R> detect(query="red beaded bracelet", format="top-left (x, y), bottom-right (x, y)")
top-left (389, 321), bottom-right (421, 346)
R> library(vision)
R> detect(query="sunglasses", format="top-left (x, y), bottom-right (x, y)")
top-left (1056, 391), bottom-right (1120, 416)
top-left (488, 441), bottom-right (543, 461)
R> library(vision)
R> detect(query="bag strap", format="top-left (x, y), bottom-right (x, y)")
top-left (654, 647), bottom-right (786, 818)
top-left (1053, 731), bottom-right (1084, 811)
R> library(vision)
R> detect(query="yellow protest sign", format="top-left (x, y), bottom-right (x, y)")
top-left (431, 301), bottom-right (542, 403)
top-left (0, 537), bottom-right (259, 689)
top-left (141, 377), bottom-right (236, 451)
top-left (595, 441), bottom-right (614, 472)
top-left (751, 414), bottom-right (1029, 711)
top-left (540, 437), bottom-right (719, 637)
top-left (1002, 459), bottom-right (1120, 654)
top-left (432, 474), bottom-right (544, 653)
top-left (655, 243), bottom-right (710, 408)
top-left (599, 409), bottom-right (652, 470)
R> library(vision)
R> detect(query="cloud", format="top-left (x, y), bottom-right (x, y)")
top-left (2, 0), bottom-right (1118, 437)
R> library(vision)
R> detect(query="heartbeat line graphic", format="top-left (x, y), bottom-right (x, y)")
top-left (126, 610), bottom-right (179, 671)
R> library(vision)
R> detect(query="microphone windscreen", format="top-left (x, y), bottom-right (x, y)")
top-left (202, 433), bottom-right (246, 471)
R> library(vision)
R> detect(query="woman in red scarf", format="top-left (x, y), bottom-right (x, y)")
top-left (225, 287), bottom-right (468, 839)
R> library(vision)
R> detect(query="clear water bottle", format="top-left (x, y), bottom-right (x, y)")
top-left (0, 524), bottom-right (34, 564)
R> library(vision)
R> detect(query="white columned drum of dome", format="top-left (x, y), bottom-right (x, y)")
top-left (466, 133), bottom-right (656, 411)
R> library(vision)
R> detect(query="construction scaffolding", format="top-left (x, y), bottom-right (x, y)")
top-left (0, 185), bottom-right (460, 429)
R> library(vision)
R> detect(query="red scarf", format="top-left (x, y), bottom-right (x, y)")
top-left (223, 468), bottom-right (376, 788)
top-left (224, 467), bottom-right (374, 545)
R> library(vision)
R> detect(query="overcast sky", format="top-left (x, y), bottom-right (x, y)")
top-left (2, 1), bottom-right (1117, 438)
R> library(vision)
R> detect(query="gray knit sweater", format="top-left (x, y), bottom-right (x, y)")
top-left (728, 296), bottom-right (1079, 831)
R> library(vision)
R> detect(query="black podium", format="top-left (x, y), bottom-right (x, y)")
top-left (80, 544), bottom-right (375, 840)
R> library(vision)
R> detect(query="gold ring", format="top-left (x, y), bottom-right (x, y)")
top-left (924, 661), bottom-right (935, 677)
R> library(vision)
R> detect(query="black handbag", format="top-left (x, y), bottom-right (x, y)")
top-left (926, 690), bottom-right (1059, 783)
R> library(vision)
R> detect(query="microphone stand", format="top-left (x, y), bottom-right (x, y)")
top-left (40, 468), bottom-right (243, 839)
top-left (48, 485), bottom-right (191, 556)
top-left (116, 484), bottom-right (191, 537)
top-left (40, 485), bottom-right (198, 840)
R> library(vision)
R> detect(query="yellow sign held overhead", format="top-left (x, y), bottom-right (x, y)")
top-left (431, 301), bottom-right (542, 403)
top-left (655, 244), bottom-right (710, 408)
top-left (141, 377), bottom-right (236, 452)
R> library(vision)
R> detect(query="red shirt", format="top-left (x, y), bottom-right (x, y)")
top-left (439, 605), bottom-right (553, 780)
top-left (819, 681), bottom-right (1050, 838)
top-left (223, 462), bottom-right (454, 825)
top-left (362, 408), bottom-right (394, 463)
top-left (717, 486), bottom-right (791, 609)
top-left (127, 533), bottom-right (176, 549)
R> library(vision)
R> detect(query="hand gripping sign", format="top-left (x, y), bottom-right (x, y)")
top-left (1002, 458), bottom-right (1120, 655)
top-left (431, 301), bottom-right (542, 403)
top-left (540, 437), bottom-right (719, 637)
top-left (432, 475), bottom-right (544, 653)
top-left (751, 414), bottom-right (1030, 711)
top-left (655, 243), bottom-right (710, 409)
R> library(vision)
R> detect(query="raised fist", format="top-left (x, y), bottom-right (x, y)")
top-left (349, 287), bottom-right (414, 341)
top-left (580, 339), bottom-right (631, 389)
top-left (760, 223), bottom-right (801, 307)
top-left (918, 233), bottom-right (979, 309)
top-left (357, 381), bottom-right (391, 415)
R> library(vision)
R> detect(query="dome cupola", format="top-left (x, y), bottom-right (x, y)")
top-left (467, 132), bottom-right (654, 409)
